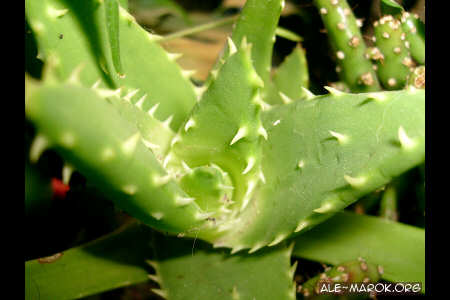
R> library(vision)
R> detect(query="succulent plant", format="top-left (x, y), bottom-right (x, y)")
top-left (25, 0), bottom-right (425, 299)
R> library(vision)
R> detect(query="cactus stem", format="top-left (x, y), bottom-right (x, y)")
top-left (230, 127), bottom-right (248, 145)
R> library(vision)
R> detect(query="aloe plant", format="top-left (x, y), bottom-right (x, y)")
top-left (25, 0), bottom-right (425, 299)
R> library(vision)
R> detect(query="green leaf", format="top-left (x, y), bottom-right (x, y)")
top-left (25, 0), bottom-right (197, 130)
top-left (213, 88), bottom-right (425, 252)
top-left (25, 223), bottom-right (152, 300)
top-left (149, 235), bottom-right (296, 300)
top-left (380, 0), bottom-right (404, 16)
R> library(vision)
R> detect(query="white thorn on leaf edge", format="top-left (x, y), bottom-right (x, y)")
top-left (398, 126), bottom-right (417, 149)
top-left (122, 132), bottom-right (141, 155)
top-left (344, 174), bottom-right (367, 188)
top-left (279, 92), bottom-right (293, 104)
top-left (242, 157), bottom-right (255, 174)
top-left (230, 127), bottom-right (247, 145)
top-left (324, 86), bottom-right (345, 96)
top-left (30, 135), bottom-right (49, 163)
top-left (184, 118), bottom-right (195, 132)
top-left (124, 89), bottom-right (139, 102)
top-left (148, 103), bottom-right (160, 117)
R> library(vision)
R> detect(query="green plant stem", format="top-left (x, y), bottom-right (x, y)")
top-left (379, 184), bottom-right (398, 221)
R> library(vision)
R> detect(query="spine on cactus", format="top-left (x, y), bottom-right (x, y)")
top-left (372, 15), bottom-right (414, 90)
top-left (313, 0), bottom-right (381, 92)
